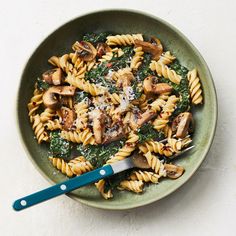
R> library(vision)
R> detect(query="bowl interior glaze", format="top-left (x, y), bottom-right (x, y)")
top-left (17, 10), bottom-right (217, 210)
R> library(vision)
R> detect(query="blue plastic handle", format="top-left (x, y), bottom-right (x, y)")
top-left (13, 165), bottom-right (114, 211)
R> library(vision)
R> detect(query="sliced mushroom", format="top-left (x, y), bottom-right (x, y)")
top-left (143, 76), bottom-right (172, 94)
top-left (131, 152), bottom-right (150, 169)
top-left (96, 43), bottom-right (111, 58)
top-left (92, 109), bottom-right (105, 144)
top-left (42, 86), bottom-right (76, 110)
top-left (116, 71), bottom-right (135, 88)
top-left (137, 109), bottom-right (157, 127)
top-left (134, 36), bottom-right (163, 60)
top-left (42, 68), bottom-right (63, 85)
top-left (103, 126), bottom-right (125, 144)
top-left (74, 41), bottom-right (97, 61)
top-left (60, 107), bottom-right (76, 131)
top-left (164, 164), bottom-right (185, 179)
top-left (150, 37), bottom-right (163, 60)
top-left (172, 112), bottom-right (194, 138)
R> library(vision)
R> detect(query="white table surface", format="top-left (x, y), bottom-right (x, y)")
top-left (1, 0), bottom-right (236, 235)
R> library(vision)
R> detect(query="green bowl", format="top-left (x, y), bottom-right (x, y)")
top-left (17, 10), bottom-right (217, 210)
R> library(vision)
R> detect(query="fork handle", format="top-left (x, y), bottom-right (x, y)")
top-left (13, 165), bottom-right (114, 211)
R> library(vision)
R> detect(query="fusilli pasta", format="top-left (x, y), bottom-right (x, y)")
top-left (106, 34), bottom-right (143, 46)
top-left (150, 61), bottom-right (181, 84)
top-left (187, 68), bottom-right (203, 105)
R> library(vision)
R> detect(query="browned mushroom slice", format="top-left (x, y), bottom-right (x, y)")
top-left (143, 76), bottom-right (172, 95)
top-left (96, 43), bottom-right (111, 58)
top-left (131, 153), bottom-right (150, 169)
top-left (60, 107), bottom-right (76, 131)
top-left (150, 37), bottom-right (163, 60)
top-left (92, 109), bottom-right (105, 144)
top-left (134, 36), bottom-right (163, 60)
top-left (137, 110), bottom-right (157, 127)
top-left (164, 164), bottom-right (185, 179)
top-left (116, 71), bottom-right (135, 88)
top-left (42, 68), bottom-right (63, 85)
top-left (74, 41), bottom-right (97, 62)
top-left (154, 83), bottom-right (172, 94)
top-left (103, 127), bottom-right (125, 144)
top-left (172, 112), bottom-right (194, 138)
top-left (42, 86), bottom-right (76, 110)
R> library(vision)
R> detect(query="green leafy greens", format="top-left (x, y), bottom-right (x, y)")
top-left (49, 131), bottom-right (72, 160)
top-left (136, 53), bottom-right (154, 82)
top-left (36, 77), bottom-right (50, 91)
top-left (76, 139), bottom-right (126, 168)
top-left (137, 123), bottom-right (165, 144)
top-left (82, 32), bottom-right (109, 44)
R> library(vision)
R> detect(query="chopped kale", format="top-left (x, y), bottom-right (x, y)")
top-left (131, 80), bottom-right (142, 100)
top-left (137, 123), bottom-right (165, 144)
top-left (85, 62), bottom-right (109, 80)
top-left (136, 53), bottom-right (154, 82)
top-left (169, 59), bottom-right (189, 77)
top-left (36, 77), bottom-right (50, 91)
top-left (84, 47), bottom-right (134, 93)
top-left (110, 46), bottom-right (134, 70)
top-left (74, 91), bottom-right (90, 103)
top-left (172, 77), bottom-right (190, 117)
top-left (82, 32), bottom-right (109, 45)
top-left (49, 131), bottom-right (72, 160)
top-left (76, 139), bottom-right (126, 168)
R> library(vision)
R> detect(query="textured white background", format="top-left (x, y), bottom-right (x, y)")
top-left (1, 0), bottom-right (236, 235)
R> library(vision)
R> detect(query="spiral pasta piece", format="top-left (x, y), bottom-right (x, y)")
top-left (32, 114), bottom-right (49, 143)
top-left (69, 52), bottom-right (84, 70)
top-left (106, 133), bottom-right (139, 164)
top-left (74, 101), bottom-right (88, 130)
top-left (187, 68), bottom-right (203, 105)
top-left (150, 61), bottom-right (181, 84)
top-left (111, 47), bottom-right (124, 57)
top-left (123, 111), bottom-right (134, 131)
top-left (68, 158), bottom-right (93, 176)
top-left (130, 47), bottom-right (144, 70)
top-left (167, 137), bottom-right (192, 153)
top-left (106, 34), bottom-right (143, 46)
top-left (61, 129), bottom-right (95, 145)
top-left (86, 60), bottom-right (96, 71)
top-left (98, 52), bottom-right (113, 63)
top-left (65, 73), bottom-right (106, 96)
top-left (73, 64), bottom-right (87, 79)
top-left (150, 98), bottom-right (166, 112)
top-left (49, 157), bottom-right (74, 177)
top-left (158, 92), bottom-right (170, 101)
top-left (144, 151), bottom-right (161, 174)
top-left (130, 171), bottom-right (159, 183)
top-left (163, 124), bottom-right (173, 138)
top-left (27, 88), bottom-right (43, 122)
top-left (110, 67), bottom-right (132, 81)
top-left (153, 95), bottom-right (179, 131)
top-left (138, 140), bottom-right (165, 155)
top-left (48, 54), bottom-right (73, 74)
top-left (118, 180), bottom-right (144, 193)
top-left (107, 93), bottom-right (121, 105)
top-left (139, 98), bottom-right (149, 111)
top-left (40, 108), bottom-right (57, 123)
top-left (44, 119), bottom-right (62, 131)
top-left (158, 51), bottom-right (176, 65)
top-left (95, 179), bottom-right (113, 199)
